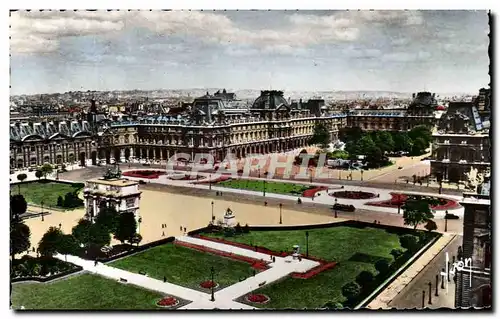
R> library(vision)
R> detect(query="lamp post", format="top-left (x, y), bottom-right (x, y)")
top-left (397, 194), bottom-right (402, 215)
top-left (138, 217), bottom-right (142, 234)
top-left (41, 200), bottom-right (44, 221)
top-left (360, 169), bottom-right (364, 181)
top-left (209, 174), bottom-right (212, 190)
top-left (305, 231), bottom-right (309, 257)
top-left (309, 167), bottom-right (313, 183)
top-left (444, 210), bottom-right (448, 232)
top-left (279, 203), bottom-right (283, 224)
top-left (428, 282), bottom-right (432, 305)
top-left (334, 198), bottom-right (338, 218)
top-left (435, 274), bottom-right (439, 296)
top-left (422, 290), bottom-right (425, 309)
top-left (210, 266), bottom-right (215, 302)
top-left (211, 201), bottom-right (214, 223)
top-left (258, 166), bottom-right (261, 178)
top-left (263, 180), bottom-right (266, 197)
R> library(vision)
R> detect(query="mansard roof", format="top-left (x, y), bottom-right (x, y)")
top-left (10, 120), bottom-right (93, 142)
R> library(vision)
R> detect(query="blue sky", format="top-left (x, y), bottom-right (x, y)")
top-left (10, 10), bottom-right (490, 95)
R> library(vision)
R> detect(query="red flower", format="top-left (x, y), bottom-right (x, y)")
top-left (200, 280), bottom-right (217, 289)
top-left (157, 296), bottom-right (178, 307)
top-left (246, 294), bottom-right (270, 304)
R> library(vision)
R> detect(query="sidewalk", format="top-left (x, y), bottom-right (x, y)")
top-left (367, 233), bottom-right (456, 309)
top-left (176, 236), bottom-right (319, 301)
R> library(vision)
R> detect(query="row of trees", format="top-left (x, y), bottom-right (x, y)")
top-left (340, 125), bottom-right (432, 158)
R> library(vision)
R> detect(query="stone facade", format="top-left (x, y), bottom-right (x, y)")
top-left (10, 90), bottom-right (441, 168)
top-left (430, 98), bottom-right (491, 184)
top-left (455, 194), bottom-right (491, 308)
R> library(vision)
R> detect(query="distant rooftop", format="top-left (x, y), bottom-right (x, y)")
top-left (87, 178), bottom-right (138, 187)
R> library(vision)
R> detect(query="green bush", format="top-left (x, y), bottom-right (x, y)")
top-left (399, 234), bottom-right (419, 252)
top-left (390, 248), bottom-right (404, 260)
top-left (355, 270), bottom-right (374, 287)
top-left (57, 196), bottom-right (64, 207)
top-left (342, 281), bottom-right (361, 301)
top-left (375, 259), bottom-right (390, 276)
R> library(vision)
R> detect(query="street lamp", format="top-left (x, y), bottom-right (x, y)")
top-left (428, 282), bottom-right (432, 305)
top-left (138, 217), bottom-right (142, 234)
top-left (360, 169), bottom-right (364, 181)
top-left (258, 166), bottom-right (261, 178)
top-left (210, 266), bottom-right (215, 302)
top-left (211, 201), bottom-right (214, 223)
top-left (263, 180), bottom-right (266, 197)
top-left (209, 174), bottom-right (212, 190)
top-left (444, 210), bottom-right (448, 232)
top-left (397, 194), bottom-right (402, 214)
top-left (41, 200), bottom-right (44, 221)
top-left (305, 231), bottom-right (309, 257)
top-left (334, 198), bottom-right (338, 218)
top-left (279, 203), bottom-right (283, 224)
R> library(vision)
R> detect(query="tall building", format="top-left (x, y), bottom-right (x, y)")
top-left (430, 88), bottom-right (491, 185)
top-left (455, 191), bottom-right (491, 308)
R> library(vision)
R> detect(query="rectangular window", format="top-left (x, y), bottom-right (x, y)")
top-left (126, 198), bottom-right (135, 208)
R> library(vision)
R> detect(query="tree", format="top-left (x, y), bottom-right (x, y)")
top-left (375, 259), bottom-right (390, 275)
top-left (58, 234), bottom-right (80, 261)
top-left (114, 212), bottom-right (137, 243)
top-left (71, 219), bottom-right (93, 246)
top-left (399, 234), bottom-right (419, 251)
top-left (16, 173), bottom-right (27, 194)
top-left (88, 223), bottom-right (111, 248)
top-left (57, 196), bottom-right (64, 207)
top-left (357, 135), bottom-right (377, 155)
top-left (344, 141), bottom-right (360, 158)
top-left (393, 132), bottom-right (413, 153)
top-left (329, 150), bottom-right (349, 160)
top-left (10, 220), bottom-right (31, 260)
top-left (372, 131), bottom-right (394, 154)
top-left (342, 282), bottom-right (361, 301)
top-left (409, 125), bottom-right (432, 145)
top-left (35, 170), bottom-right (43, 180)
top-left (402, 196), bottom-right (435, 229)
top-left (95, 205), bottom-right (120, 233)
top-left (355, 270), bottom-right (374, 286)
top-left (339, 127), bottom-right (363, 143)
top-left (40, 164), bottom-right (54, 179)
top-left (411, 137), bottom-right (428, 156)
top-left (310, 122), bottom-right (331, 149)
top-left (10, 195), bottom-right (27, 221)
top-left (38, 227), bottom-right (64, 257)
top-left (424, 220), bottom-right (438, 232)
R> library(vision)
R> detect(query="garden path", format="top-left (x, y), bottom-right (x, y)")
top-left (122, 169), bottom-right (465, 219)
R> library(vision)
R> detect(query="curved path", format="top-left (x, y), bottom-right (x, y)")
top-left (122, 169), bottom-right (465, 219)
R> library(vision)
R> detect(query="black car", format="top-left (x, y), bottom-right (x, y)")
top-left (332, 203), bottom-right (355, 212)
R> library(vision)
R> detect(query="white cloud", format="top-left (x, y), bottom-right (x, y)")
top-left (11, 10), bottom-right (416, 55)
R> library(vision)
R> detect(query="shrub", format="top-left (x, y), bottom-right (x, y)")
top-left (399, 234), bottom-right (419, 252)
top-left (355, 270), bottom-right (374, 286)
top-left (390, 248), bottom-right (404, 260)
top-left (342, 282), bottom-right (361, 301)
top-left (57, 196), bottom-right (64, 207)
top-left (375, 259), bottom-right (390, 276)
top-left (243, 224), bottom-right (250, 233)
top-left (424, 220), bottom-right (437, 232)
top-left (234, 223), bottom-right (242, 234)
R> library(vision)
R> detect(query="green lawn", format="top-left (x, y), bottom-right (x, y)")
top-left (217, 179), bottom-right (310, 196)
top-left (204, 226), bottom-right (409, 309)
top-left (11, 181), bottom-right (83, 207)
top-left (11, 274), bottom-right (165, 310)
top-left (109, 243), bottom-right (257, 291)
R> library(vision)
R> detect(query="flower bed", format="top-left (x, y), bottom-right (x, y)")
top-left (366, 193), bottom-right (460, 210)
top-left (123, 170), bottom-right (165, 179)
top-left (329, 191), bottom-right (377, 200)
top-left (291, 262), bottom-right (337, 279)
top-left (156, 296), bottom-right (179, 308)
top-left (199, 280), bottom-right (219, 289)
top-left (174, 240), bottom-right (270, 270)
top-left (245, 294), bottom-right (270, 304)
top-left (302, 186), bottom-right (329, 198)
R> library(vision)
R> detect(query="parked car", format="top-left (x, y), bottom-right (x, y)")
top-left (398, 166), bottom-right (403, 170)
top-left (332, 203), bottom-right (355, 212)
top-left (138, 180), bottom-right (147, 185)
